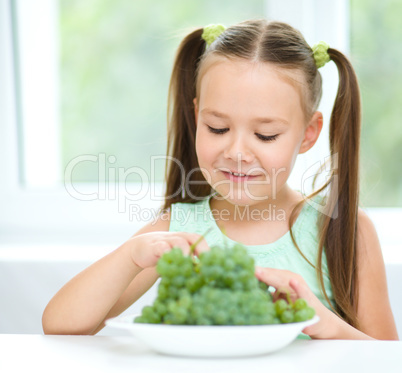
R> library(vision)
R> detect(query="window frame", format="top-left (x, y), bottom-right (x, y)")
top-left (0, 0), bottom-right (400, 252)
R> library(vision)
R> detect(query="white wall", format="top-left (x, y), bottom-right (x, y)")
top-left (0, 245), bottom-right (157, 336)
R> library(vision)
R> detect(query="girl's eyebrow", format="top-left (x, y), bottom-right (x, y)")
top-left (201, 108), bottom-right (289, 126)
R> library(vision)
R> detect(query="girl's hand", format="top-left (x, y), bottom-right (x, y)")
top-left (255, 266), bottom-right (338, 339)
top-left (128, 232), bottom-right (210, 269)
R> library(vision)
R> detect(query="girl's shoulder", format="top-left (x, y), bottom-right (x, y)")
top-left (131, 197), bottom-right (208, 237)
top-left (356, 207), bottom-right (380, 250)
top-left (131, 209), bottom-right (171, 237)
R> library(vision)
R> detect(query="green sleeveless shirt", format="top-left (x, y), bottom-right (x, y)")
top-left (168, 193), bottom-right (335, 336)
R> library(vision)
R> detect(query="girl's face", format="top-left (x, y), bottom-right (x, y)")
top-left (194, 58), bottom-right (322, 207)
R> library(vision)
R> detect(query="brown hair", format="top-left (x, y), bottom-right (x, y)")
top-left (163, 20), bottom-right (361, 329)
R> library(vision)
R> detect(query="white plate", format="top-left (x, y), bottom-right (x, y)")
top-left (106, 314), bottom-right (319, 358)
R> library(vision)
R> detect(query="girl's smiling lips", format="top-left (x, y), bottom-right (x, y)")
top-left (218, 168), bottom-right (264, 183)
top-left (222, 171), bottom-right (259, 183)
top-left (217, 168), bottom-right (264, 177)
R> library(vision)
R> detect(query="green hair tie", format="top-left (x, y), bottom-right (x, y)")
top-left (202, 24), bottom-right (226, 46)
top-left (312, 41), bottom-right (330, 68)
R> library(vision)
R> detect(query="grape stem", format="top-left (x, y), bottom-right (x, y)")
top-left (189, 227), bottom-right (213, 255)
top-left (276, 287), bottom-right (294, 306)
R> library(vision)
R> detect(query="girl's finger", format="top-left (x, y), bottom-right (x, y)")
top-left (289, 279), bottom-right (321, 311)
top-left (168, 236), bottom-right (192, 255)
top-left (289, 279), bottom-right (301, 294)
top-left (153, 241), bottom-right (171, 257)
top-left (272, 290), bottom-right (287, 302)
top-left (289, 279), bottom-right (311, 300)
top-left (187, 233), bottom-right (210, 254)
top-left (255, 266), bottom-right (292, 291)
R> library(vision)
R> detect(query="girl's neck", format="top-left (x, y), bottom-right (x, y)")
top-left (209, 185), bottom-right (304, 224)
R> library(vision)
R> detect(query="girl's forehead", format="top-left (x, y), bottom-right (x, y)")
top-left (196, 56), bottom-right (308, 118)
top-left (206, 58), bottom-right (300, 81)
top-left (199, 56), bottom-right (304, 92)
top-left (198, 58), bottom-right (305, 111)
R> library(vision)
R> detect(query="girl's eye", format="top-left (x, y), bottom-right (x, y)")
top-left (255, 133), bottom-right (279, 142)
top-left (207, 125), bottom-right (279, 142)
top-left (207, 126), bottom-right (229, 135)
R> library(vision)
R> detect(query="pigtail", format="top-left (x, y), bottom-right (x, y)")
top-left (316, 48), bottom-right (362, 328)
top-left (163, 29), bottom-right (213, 211)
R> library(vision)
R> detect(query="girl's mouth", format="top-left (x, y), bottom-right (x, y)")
top-left (222, 171), bottom-right (260, 182)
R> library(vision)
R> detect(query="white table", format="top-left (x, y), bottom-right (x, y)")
top-left (0, 334), bottom-right (401, 373)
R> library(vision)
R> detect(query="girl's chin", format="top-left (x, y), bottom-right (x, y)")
top-left (212, 191), bottom-right (272, 205)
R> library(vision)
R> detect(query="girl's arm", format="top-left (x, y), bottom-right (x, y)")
top-left (42, 211), bottom-right (209, 335)
top-left (255, 209), bottom-right (399, 340)
top-left (353, 209), bottom-right (398, 340)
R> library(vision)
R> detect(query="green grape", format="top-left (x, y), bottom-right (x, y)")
top-left (305, 306), bottom-right (316, 319)
top-left (294, 309), bottom-right (309, 322)
top-left (163, 314), bottom-right (175, 324)
top-left (266, 301), bottom-right (276, 316)
top-left (196, 316), bottom-right (213, 325)
top-left (214, 310), bottom-right (227, 325)
top-left (154, 300), bottom-right (168, 317)
top-left (141, 306), bottom-right (154, 318)
top-left (139, 306), bottom-right (160, 323)
top-left (178, 294), bottom-right (192, 310)
top-left (185, 275), bottom-right (203, 293)
top-left (238, 269), bottom-right (250, 283)
top-left (182, 262), bottom-right (194, 277)
top-left (135, 242), bottom-right (316, 326)
top-left (294, 306), bottom-right (315, 322)
top-left (223, 257), bottom-right (235, 271)
top-left (167, 285), bottom-right (180, 299)
top-left (280, 310), bottom-right (295, 323)
top-left (262, 314), bottom-right (275, 324)
top-left (248, 315), bottom-right (261, 325)
top-left (274, 299), bottom-right (289, 316)
top-left (169, 248), bottom-right (185, 263)
top-left (223, 272), bottom-right (235, 286)
top-left (157, 283), bottom-right (169, 299)
top-left (246, 277), bottom-right (258, 290)
top-left (204, 303), bottom-right (214, 316)
top-left (156, 260), bottom-right (168, 276)
top-left (134, 315), bottom-right (146, 323)
top-left (293, 298), bottom-right (308, 311)
top-left (171, 275), bottom-right (186, 287)
top-left (232, 282), bottom-right (244, 291)
top-left (170, 307), bottom-right (188, 324)
top-left (233, 314), bottom-right (246, 325)
top-left (190, 305), bottom-right (203, 319)
top-left (258, 280), bottom-right (269, 292)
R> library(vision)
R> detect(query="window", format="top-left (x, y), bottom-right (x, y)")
top-left (350, 0), bottom-right (402, 208)
top-left (1, 0), bottom-right (400, 250)
top-left (1, 0), bottom-right (268, 244)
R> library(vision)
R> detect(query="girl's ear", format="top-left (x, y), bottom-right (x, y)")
top-left (299, 111), bottom-right (323, 154)
top-left (193, 98), bottom-right (199, 125)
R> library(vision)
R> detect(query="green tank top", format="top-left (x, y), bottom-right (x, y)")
top-left (168, 193), bottom-right (335, 337)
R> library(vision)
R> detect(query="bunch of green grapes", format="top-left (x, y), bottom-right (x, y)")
top-left (134, 244), bottom-right (315, 325)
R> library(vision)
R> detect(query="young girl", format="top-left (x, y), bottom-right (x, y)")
top-left (42, 19), bottom-right (398, 340)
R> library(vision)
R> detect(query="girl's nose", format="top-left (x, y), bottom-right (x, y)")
top-left (223, 136), bottom-right (255, 163)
